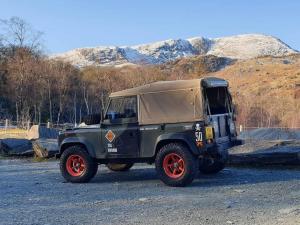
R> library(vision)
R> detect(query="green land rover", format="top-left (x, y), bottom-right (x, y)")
top-left (58, 77), bottom-right (241, 186)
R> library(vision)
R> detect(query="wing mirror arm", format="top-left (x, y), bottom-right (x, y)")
top-left (100, 108), bottom-right (104, 122)
top-left (232, 104), bottom-right (238, 121)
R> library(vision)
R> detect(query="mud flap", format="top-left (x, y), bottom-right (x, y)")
top-left (231, 139), bottom-right (244, 146)
top-left (206, 143), bottom-right (229, 163)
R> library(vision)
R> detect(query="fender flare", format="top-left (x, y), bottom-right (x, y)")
top-left (155, 133), bottom-right (199, 156)
top-left (59, 137), bottom-right (96, 158)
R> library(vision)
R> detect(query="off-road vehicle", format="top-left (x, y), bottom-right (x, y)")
top-left (58, 77), bottom-right (241, 187)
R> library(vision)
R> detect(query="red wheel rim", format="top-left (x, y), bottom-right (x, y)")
top-left (163, 153), bottom-right (185, 179)
top-left (66, 155), bottom-right (86, 177)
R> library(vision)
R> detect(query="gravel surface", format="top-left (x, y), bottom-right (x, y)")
top-left (0, 160), bottom-right (299, 225)
top-left (239, 128), bottom-right (300, 140)
top-left (228, 140), bottom-right (300, 166)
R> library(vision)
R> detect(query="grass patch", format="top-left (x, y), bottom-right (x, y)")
top-left (0, 129), bottom-right (28, 139)
top-left (32, 156), bottom-right (49, 163)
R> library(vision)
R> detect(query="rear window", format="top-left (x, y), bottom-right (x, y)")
top-left (204, 87), bottom-right (232, 115)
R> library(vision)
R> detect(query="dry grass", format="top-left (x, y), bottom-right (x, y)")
top-left (0, 129), bottom-right (28, 139)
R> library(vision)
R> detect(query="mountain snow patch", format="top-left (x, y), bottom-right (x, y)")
top-left (52, 34), bottom-right (297, 67)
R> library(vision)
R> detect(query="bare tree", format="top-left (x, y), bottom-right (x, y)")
top-left (0, 17), bottom-right (43, 51)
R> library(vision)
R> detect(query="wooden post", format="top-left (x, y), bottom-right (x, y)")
top-left (5, 119), bottom-right (8, 133)
top-left (27, 121), bottom-right (30, 131)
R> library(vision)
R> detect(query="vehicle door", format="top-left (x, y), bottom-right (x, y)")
top-left (101, 96), bottom-right (139, 158)
top-left (203, 87), bottom-right (233, 142)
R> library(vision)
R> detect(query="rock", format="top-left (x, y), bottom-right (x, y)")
top-left (224, 200), bottom-right (237, 209)
top-left (226, 205), bottom-right (232, 209)
top-left (0, 140), bottom-right (11, 155)
top-left (27, 125), bottom-right (59, 140)
top-left (278, 207), bottom-right (300, 214)
top-left (32, 139), bottom-right (58, 158)
top-left (229, 151), bottom-right (300, 166)
top-left (138, 198), bottom-right (148, 202)
top-left (233, 189), bottom-right (245, 193)
top-left (229, 139), bottom-right (300, 166)
top-left (0, 139), bottom-right (33, 157)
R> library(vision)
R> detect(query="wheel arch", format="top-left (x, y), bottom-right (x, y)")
top-left (155, 134), bottom-right (199, 157)
top-left (58, 138), bottom-right (96, 158)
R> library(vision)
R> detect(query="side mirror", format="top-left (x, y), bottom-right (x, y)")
top-left (100, 108), bottom-right (104, 122)
top-left (82, 113), bottom-right (101, 125)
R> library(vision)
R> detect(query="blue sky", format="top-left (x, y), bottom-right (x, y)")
top-left (1, 0), bottom-right (299, 53)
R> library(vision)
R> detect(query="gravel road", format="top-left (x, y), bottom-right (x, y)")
top-left (0, 160), bottom-right (299, 225)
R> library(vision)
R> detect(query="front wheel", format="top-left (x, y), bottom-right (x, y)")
top-left (60, 146), bottom-right (98, 183)
top-left (155, 143), bottom-right (198, 187)
top-left (198, 157), bottom-right (225, 174)
top-left (106, 163), bottom-right (134, 172)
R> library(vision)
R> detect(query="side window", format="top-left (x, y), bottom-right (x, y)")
top-left (105, 96), bottom-right (137, 122)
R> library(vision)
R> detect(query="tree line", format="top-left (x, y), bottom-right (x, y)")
top-left (0, 17), bottom-right (299, 128)
top-left (0, 17), bottom-right (171, 125)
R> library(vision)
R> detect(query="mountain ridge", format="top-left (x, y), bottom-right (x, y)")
top-left (52, 34), bottom-right (297, 67)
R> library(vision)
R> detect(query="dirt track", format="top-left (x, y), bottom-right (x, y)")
top-left (0, 160), bottom-right (299, 225)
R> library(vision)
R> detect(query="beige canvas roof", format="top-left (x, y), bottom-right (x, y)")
top-left (110, 79), bottom-right (201, 97)
top-left (109, 77), bottom-right (228, 125)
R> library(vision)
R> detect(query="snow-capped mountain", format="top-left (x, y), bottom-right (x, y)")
top-left (52, 34), bottom-right (297, 67)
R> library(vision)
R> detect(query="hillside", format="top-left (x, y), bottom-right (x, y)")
top-left (210, 54), bottom-right (300, 127)
top-left (162, 53), bottom-right (300, 127)
top-left (52, 34), bottom-right (297, 67)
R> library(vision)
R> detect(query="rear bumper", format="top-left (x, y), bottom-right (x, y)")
top-left (205, 137), bottom-right (243, 161)
top-left (214, 136), bottom-right (244, 149)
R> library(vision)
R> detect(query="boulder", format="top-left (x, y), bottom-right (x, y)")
top-left (0, 138), bottom-right (33, 157)
top-left (229, 140), bottom-right (300, 166)
top-left (27, 125), bottom-right (59, 140)
top-left (32, 139), bottom-right (58, 158)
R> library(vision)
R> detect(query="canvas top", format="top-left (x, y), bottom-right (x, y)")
top-left (109, 77), bottom-right (228, 125)
top-left (110, 77), bottom-right (228, 97)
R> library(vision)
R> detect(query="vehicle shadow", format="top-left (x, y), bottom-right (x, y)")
top-left (91, 167), bottom-right (158, 184)
top-left (91, 166), bottom-right (300, 187)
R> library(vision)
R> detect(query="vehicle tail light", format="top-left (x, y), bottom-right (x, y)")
top-left (205, 126), bottom-right (214, 144)
top-left (205, 126), bottom-right (214, 139)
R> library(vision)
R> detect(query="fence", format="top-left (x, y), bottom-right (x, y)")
top-left (0, 120), bottom-right (75, 137)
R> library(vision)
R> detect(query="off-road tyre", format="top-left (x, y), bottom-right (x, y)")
top-left (60, 145), bottom-right (98, 183)
top-left (106, 163), bottom-right (134, 172)
top-left (198, 158), bottom-right (225, 174)
top-left (155, 143), bottom-right (198, 187)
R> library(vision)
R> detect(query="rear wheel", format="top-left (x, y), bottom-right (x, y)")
top-left (199, 157), bottom-right (225, 174)
top-left (106, 163), bottom-right (134, 172)
top-left (155, 143), bottom-right (198, 187)
top-left (60, 146), bottom-right (98, 183)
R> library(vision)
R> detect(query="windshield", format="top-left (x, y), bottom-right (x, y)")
top-left (105, 96), bottom-right (137, 121)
